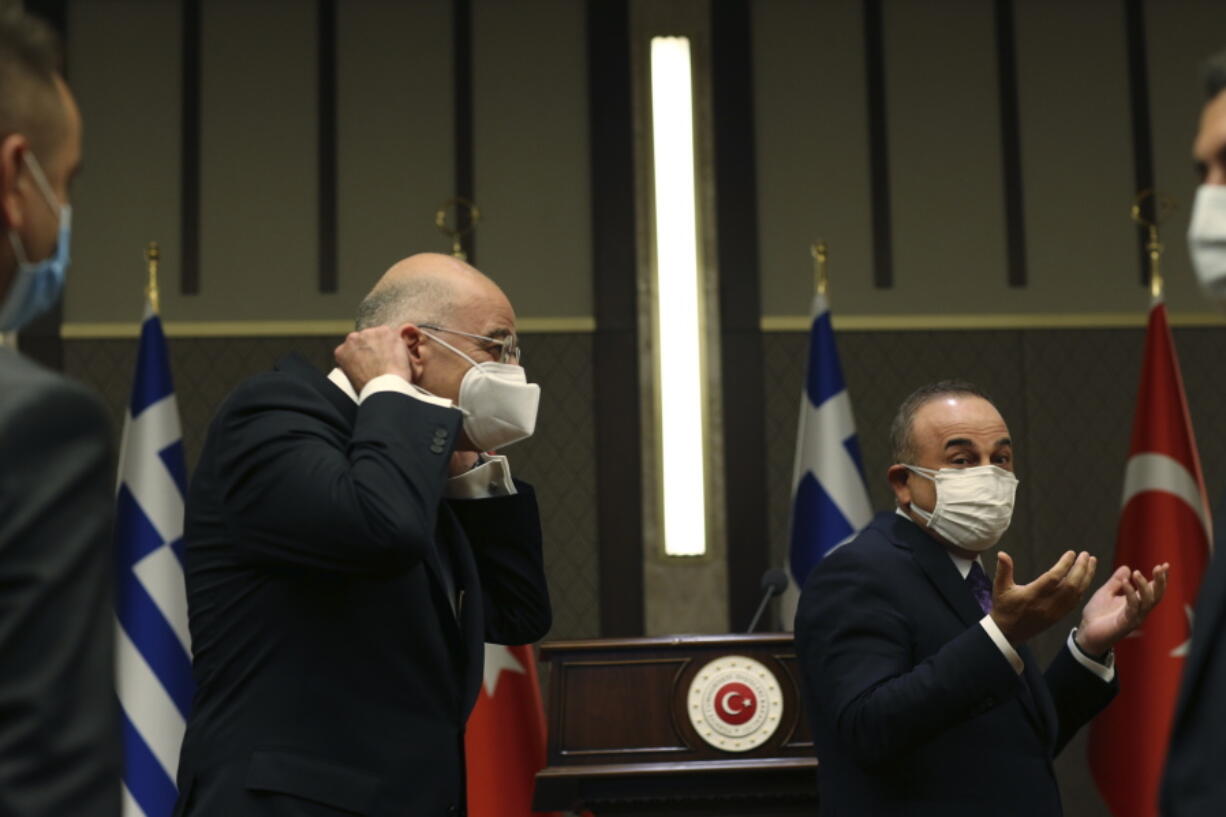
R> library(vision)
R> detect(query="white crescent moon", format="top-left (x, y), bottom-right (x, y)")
top-left (721, 691), bottom-right (745, 715)
top-left (1121, 452), bottom-right (1212, 542)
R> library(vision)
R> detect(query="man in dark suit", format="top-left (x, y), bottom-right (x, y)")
top-left (1162, 47), bottom-right (1226, 817)
top-left (796, 381), bottom-right (1168, 817)
top-left (0, 10), bottom-right (120, 817)
top-left (174, 253), bottom-right (551, 816)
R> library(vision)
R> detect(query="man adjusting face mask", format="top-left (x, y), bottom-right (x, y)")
top-left (420, 328), bottom-right (540, 451)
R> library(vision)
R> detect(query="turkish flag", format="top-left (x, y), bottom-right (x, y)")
top-left (1088, 302), bottom-right (1212, 817)
top-left (466, 643), bottom-right (556, 817)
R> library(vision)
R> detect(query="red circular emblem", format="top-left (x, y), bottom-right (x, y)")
top-left (713, 682), bottom-right (758, 725)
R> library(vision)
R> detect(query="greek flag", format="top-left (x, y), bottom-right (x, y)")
top-left (788, 291), bottom-right (873, 591)
top-left (114, 304), bottom-right (192, 817)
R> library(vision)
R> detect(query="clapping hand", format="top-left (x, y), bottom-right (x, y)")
top-left (990, 551), bottom-right (1097, 646)
top-left (1074, 563), bottom-right (1170, 657)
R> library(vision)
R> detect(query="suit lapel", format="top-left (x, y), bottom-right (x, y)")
top-left (895, 516), bottom-right (985, 628)
top-left (438, 504), bottom-right (485, 713)
top-left (889, 515), bottom-right (1054, 745)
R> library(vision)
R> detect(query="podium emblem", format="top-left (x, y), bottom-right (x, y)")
top-left (687, 655), bottom-right (783, 752)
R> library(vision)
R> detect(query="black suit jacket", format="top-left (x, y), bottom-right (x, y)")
top-left (173, 355), bottom-right (550, 817)
top-left (795, 512), bottom-right (1117, 817)
top-left (1160, 508), bottom-right (1226, 816)
top-left (0, 349), bottom-right (120, 817)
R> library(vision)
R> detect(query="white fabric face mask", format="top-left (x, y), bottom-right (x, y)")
top-left (905, 464), bottom-right (1018, 552)
top-left (1188, 184), bottom-right (1226, 307)
top-left (422, 330), bottom-right (541, 450)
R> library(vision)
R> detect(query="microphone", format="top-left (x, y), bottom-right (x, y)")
top-left (746, 568), bottom-right (789, 633)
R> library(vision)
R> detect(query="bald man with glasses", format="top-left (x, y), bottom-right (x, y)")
top-left (174, 253), bottom-right (551, 817)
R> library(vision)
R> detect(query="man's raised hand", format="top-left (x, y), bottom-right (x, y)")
top-left (334, 325), bottom-right (413, 395)
top-left (990, 550), bottom-right (1097, 646)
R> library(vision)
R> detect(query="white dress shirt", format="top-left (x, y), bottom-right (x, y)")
top-left (327, 368), bottom-right (515, 499)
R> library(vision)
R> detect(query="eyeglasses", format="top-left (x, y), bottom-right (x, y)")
top-left (418, 324), bottom-right (522, 364)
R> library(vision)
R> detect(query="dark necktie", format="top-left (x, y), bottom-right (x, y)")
top-left (967, 561), bottom-right (993, 614)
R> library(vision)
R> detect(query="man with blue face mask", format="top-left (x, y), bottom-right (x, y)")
top-left (175, 253), bottom-right (550, 816)
top-left (1161, 47), bottom-right (1226, 817)
top-left (0, 9), bottom-right (119, 817)
top-left (795, 381), bottom-right (1169, 817)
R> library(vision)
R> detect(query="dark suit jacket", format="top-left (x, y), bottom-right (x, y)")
top-left (1160, 508), bottom-right (1226, 816)
top-left (795, 512), bottom-right (1117, 817)
top-left (0, 349), bottom-right (120, 817)
top-left (173, 354), bottom-right (551, 817)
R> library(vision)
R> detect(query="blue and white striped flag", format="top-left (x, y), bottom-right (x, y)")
top-left (788, 291), bottom-right (873, 592)
top-left (114, 303), bottom-right (192, 817)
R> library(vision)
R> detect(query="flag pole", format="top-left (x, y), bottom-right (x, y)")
top-left (811, 239), bottom-right (829, 298)
top-left (145, 241), bottom-right (161, 315)
top-left (1130, 190), bottom-right (1174, 301)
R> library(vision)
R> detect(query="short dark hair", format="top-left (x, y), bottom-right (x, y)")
top-left (889, 380), bottom-right (996, 464)
top-left (0, 9), bottom-right (64, 157)
top-left (1205, 48), bottom-right (1226, 100)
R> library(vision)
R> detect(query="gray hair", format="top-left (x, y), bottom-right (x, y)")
top-left (0, 9), bottom-right (64, 157)
top-left (889, 380), bottom-right (996, 464)
top-left (1207, 48), bottom-right (1226, 100)
top-left (354, 276), bottom-right (455, 330)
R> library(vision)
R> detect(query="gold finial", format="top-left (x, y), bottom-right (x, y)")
top-left (811, 240), bottom-right (829, 298)
top-left (145, 241), bottom-right (160, 314)
top-left (1130, 190), bottom-right (1176, 300)
top-left (434, 197), bottom-right (481, 260)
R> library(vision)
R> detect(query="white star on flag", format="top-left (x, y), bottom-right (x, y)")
top-left (482, 643), bottom-right (525, 697)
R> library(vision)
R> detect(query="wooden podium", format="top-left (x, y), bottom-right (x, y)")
top-left (532, 634), bottom-right (817, 816)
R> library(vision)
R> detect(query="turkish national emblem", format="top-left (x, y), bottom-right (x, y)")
top-left (1088, 300), bottom-right (1212, 817)
top-left (687, 656), bottom-right (783, 752)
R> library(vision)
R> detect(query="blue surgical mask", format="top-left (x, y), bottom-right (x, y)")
top-left (0, 152), bottom-right (71, 332)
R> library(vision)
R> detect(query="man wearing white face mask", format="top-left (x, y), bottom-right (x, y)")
top-left (1161, 47), bottom-right (1226, 817)
top-left (175, 253), bottom-right (551, 816)
top-left (0, 10), bottom-right (120, 817)
top-left (795, 381), bottom-right (1169, 817)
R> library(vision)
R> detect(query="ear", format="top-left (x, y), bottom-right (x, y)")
top-left (400, 323), bottom-right (425, 379)
top-left (0, 133), bottom-right (28, 233)
top-left (887, 464), bottom-right (912, 507)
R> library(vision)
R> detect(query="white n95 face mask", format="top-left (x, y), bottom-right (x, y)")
top-left (905, 464), bottom-right (1018, 552)
top-left (1188, 185), bottom-right (1226, 306)
top-left (422, 330), bottom-right (541, 450)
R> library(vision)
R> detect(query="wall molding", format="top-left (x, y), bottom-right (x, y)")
top-left (761, 312), bottom-right (1226, 332)
top-left (61, 316), bottom-right (597, 339)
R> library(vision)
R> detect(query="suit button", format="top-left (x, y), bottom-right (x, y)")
top-left (434, 427), bottom-right (448, 440)
top-left (430, 443), bottom-right (445, 454)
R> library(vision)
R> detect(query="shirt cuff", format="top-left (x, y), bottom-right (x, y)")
top-left (445, 454), bottom-right (517, 499)
top-left (358, 374), bottom-right (454, 409)
top-left (1068, 629), bottom-right (1116, 683)
top-left (980, 615), bottom-right (1024, 675)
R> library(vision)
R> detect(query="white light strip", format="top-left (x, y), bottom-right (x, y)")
top-left (650, 36), bottom-right (706, 557)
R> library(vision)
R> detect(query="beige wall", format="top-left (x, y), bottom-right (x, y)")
top-left (62, 1), bottom-right (1226, 329)
top-left (754, 0), bottom-right (1226, 320)
top-left (63, 0), bottom-right (592, 327)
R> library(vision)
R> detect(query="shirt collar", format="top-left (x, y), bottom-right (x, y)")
top-left (327, 368), bottom-right (359, 403)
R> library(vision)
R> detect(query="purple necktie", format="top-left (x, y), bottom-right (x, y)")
top-left (967, 561), bottom-right (993, 614)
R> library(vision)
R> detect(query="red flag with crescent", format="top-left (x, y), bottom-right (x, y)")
top-left (1088, 301), bottom-right (1212, 817)
top-left (465, 643), bottom-right (556, 817)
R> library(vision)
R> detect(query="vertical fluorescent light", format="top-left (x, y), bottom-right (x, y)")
top-left (650, 36), bottom-right (706, 557)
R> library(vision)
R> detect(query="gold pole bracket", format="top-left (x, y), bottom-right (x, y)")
top-left (434, 197), bottom-right (481, 260)
top-left (811, 240), bottom-right (829, 298)
top-left (1130, 190), bottom-right (1176, 300)
top-left (145, 241), bottom-right (161, 314)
